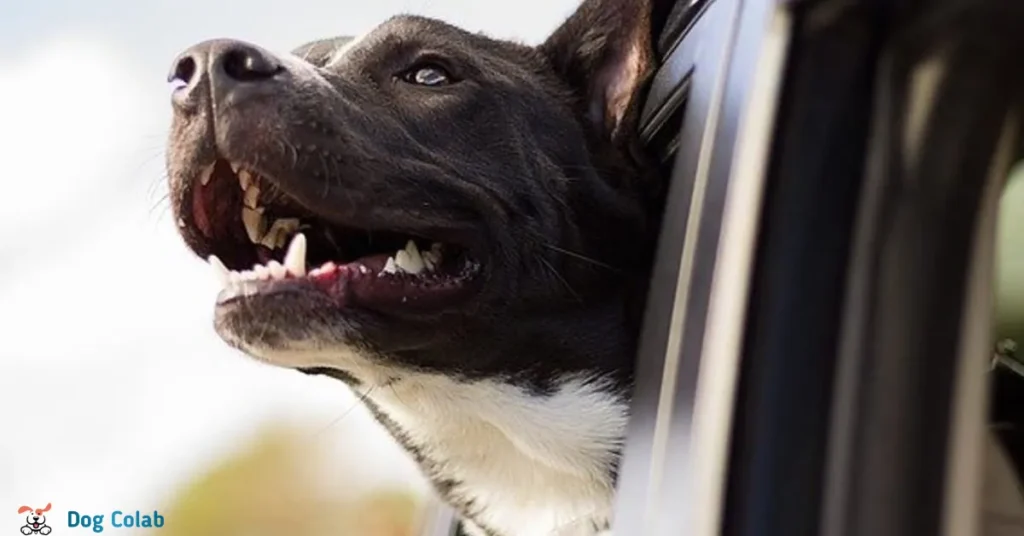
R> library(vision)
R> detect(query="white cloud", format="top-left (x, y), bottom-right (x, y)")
top-left (0, 38), bottom-right (159, 243)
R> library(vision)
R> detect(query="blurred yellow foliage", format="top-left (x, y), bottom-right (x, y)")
top-left (998, 164), bottom-right (1024, 342)
top-left (158, 426), bottom-right (422, 536)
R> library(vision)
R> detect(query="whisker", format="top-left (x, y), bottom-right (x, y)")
top-left (542, 244), bottom-right (620, 273)
top-left (312, 385), bottom-right (377, 439)
top-left (539, 257), bottom-right (582, 302)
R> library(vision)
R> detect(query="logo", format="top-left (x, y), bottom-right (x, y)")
top-left (17, 503), bottom-right (52, 535)
top-left (66, 511), bottom-right (164, 533)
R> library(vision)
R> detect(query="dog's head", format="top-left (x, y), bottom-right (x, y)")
top-left (19, 504), bottom-right (50, 526)
top-left (166, 0), bottom-right (668, 390)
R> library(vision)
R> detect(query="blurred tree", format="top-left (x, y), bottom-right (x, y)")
top-left (157, 426), bottom-right (421, 536)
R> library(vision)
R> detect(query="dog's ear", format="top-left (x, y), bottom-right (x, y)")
top-left (540, 0), bottom-right (669, 143)
top-left (18, 506), bottom-right (32, 514)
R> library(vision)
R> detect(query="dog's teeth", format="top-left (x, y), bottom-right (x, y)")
top-left (258, 230), bottom-right (282, 249)
top-left (230, 161), bottom-right (242, 173)
top-left (422, 251), bottom-right (438, 271)
top-left (422, 242), bottom-right (444, 272)
top-left (259, 218), bottom-right (301, 250)
top-left (208, 255), bottom-right (230, 285)
top-left (394, 250), bottom-right (412, 273)
top-left (253, 264), bottom-right (270, 280)
top-left (316, 261), bottom-right (338, 276)
top-left (238, 169), bottom-right (254, 191)
top-left (243, 183), bottom-right (261, 209)
top-left (199, 163), bottom-right (215, 186)
top-left (395, 240), bottom-right (425, 274)
top-left (240, 281), bottom-right (260, 296)
top-left (283, 233), bottom-right (307, 276)
top-left (267, 260), bottom-right (287, 280)
top-left (382, 257), bottom-right (398, 274)
top-left (310, 261), bottom-right (338, 278)
top-left (241, 207), bottom-right (266, 243)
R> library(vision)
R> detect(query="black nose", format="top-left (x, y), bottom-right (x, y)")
top-left (168, 39), bottom-right (282, 110)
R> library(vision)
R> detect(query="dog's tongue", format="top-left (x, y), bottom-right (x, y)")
top-left (31, 523), bottom-right (39, 528)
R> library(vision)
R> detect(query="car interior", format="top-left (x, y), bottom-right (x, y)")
top-left (419, 0), bottom-right (1024, 534)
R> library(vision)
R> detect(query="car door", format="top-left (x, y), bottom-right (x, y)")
top-left (616, 0), bottom-right (1024, 536)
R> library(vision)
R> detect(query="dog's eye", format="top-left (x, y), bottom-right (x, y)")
top-left (401, 64), bottom-right (453, 86)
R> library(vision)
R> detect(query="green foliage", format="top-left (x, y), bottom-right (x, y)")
top-left (158, 426), bottom-right (422, 536)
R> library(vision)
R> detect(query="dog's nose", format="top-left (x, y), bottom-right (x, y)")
top-left (168, 39), bottom-right (282, 111)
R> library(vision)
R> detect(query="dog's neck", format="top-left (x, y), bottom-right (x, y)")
top-left (367, 371), bottom-right (629, 536)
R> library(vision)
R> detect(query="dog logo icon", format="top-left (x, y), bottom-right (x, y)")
top-left (18, 504), bottom-right (52, 535)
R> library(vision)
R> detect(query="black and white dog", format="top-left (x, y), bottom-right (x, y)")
top-left (165, 0), bottom-right (669, 534)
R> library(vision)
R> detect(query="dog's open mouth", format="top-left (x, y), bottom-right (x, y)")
top-left (189, 159), bottom-right (482, 312)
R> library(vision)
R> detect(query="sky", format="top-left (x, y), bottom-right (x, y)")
top-left (0, 0), bottom-right (581, 529)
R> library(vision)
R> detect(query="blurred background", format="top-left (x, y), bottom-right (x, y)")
top-left (0, 0), bottom-right (580, 533)
top-left (3, 0), bottom-right (1024, 534)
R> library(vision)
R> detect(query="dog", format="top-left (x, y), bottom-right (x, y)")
top-left (164, 0), bottom-right (671, 534)
top-left (19, 504), bottom-right (52, 535)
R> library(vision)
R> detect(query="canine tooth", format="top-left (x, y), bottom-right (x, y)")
top-left (267, 260), bottom-right (287, 280)
top-left (199, 163), bottom-right (215, 186)
top-left (238, 169), bottom-right (254, 191)
top-left (283, 233), bottom-right (307, 276)
top-left (382, 257), bottom-right (398, 274)
top-left (230, 161), bottom-right (242, 173)
top-left (208, 255), bottom-right (230, 285)
top-left (241, 207), bottom-right (266, 243)
top-left (243, 184), bottom-right (260, 208)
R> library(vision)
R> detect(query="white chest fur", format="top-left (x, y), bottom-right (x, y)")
top-left (369, 373), bottom-right (629, 536)
top-left (242, 345), bottom-right (629, 536)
